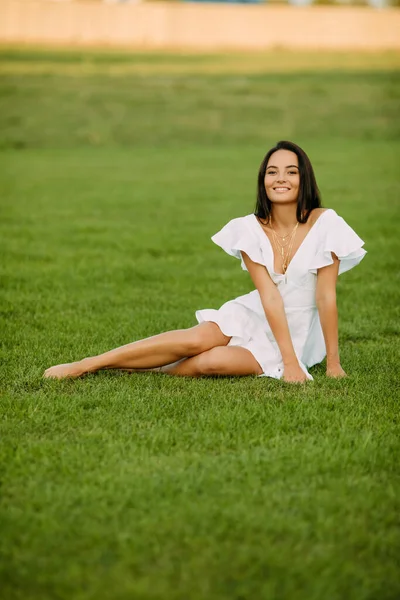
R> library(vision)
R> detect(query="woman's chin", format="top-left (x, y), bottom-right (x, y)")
top-left (270, 196), bottom-right (298, 205)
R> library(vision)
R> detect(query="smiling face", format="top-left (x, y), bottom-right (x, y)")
top-left (264, 149), bottom-right (300, 206)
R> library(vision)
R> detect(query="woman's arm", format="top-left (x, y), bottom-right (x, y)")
top-left (316, 255), bottom-right (347, 378)
top-left (241, 252), bottom-right (307, 383)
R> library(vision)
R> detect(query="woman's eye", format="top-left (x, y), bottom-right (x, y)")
top-left (288, 171), bottom-right (297, 175)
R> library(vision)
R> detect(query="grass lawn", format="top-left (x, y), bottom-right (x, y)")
top-left (0, 47), bottom-right (399, 600)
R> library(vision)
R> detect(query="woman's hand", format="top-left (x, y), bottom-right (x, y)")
top-left (283, 362), bottom-right (308, 384)
top-left (326, 362), bottom-right (347, 379)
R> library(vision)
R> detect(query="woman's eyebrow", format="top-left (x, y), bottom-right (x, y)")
top-left (266, 164), bottom-right (299, 169)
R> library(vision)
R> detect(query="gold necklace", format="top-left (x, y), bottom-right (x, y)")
top-left (270, 222), bottom-right (299, 273)
top-left (269, 220), bottom-right (298, 242)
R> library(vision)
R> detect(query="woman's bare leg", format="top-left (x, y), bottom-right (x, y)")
top-left (161, 346), bottom-right (263, 377)
top-left (44, 322), bottom-right (230, 379)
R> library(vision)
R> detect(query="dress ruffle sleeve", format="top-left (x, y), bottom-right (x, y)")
top-left (308, 210), bottom-right (367, 275)
top-left (211, 216), bottom-right (265, 271)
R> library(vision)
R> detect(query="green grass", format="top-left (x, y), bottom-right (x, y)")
top-left (0, 48), bottom-right (399, 600)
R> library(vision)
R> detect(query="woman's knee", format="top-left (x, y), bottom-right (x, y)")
top-left (184, 323), bottom-right (230, 356)
top-left (195, 347), bottom-right (227, 375)
top-left (192, 346), bottom-right (263, 377)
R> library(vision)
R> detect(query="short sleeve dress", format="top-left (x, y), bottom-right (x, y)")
top-left (195, 209), bottom-right (366, 380)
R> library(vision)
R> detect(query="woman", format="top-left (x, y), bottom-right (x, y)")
top-left (44, 141), bottom-right (366, 384)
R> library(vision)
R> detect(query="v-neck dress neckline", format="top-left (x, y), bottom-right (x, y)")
top-left (251, 209), bottom-right (333, 277)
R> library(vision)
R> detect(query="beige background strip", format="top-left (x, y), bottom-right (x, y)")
top-left (1, 1), bottom-right (400, 50)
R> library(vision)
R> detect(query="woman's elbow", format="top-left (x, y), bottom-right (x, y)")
top-left (316, 291), bottom-right (337, 308)
top-left (261, 290), bottom-right (283, 311)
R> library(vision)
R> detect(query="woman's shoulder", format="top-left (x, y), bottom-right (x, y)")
top-left (307, 209), bottom-right (366, 275)
top-left (212, 214), bottom-right (257, 243)
top-left (219, 214), bottom-right (254, 225)
top-left (216, 214), bottom-right (257, 236)
top-left (211, 214), bottom-right (266, 270)
top-left (308, 207), bottom-right (336, 226)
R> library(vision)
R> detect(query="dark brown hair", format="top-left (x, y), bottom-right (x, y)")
top-left (255, 140), bottom-right (321, 224)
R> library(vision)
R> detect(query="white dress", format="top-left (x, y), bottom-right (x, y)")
top-left (195, 209), bottom-right (366, 380)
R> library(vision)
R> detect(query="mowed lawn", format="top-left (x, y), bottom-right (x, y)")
top-left (0, 48), bottom-right (399, 600)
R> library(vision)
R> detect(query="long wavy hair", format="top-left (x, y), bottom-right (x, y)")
top-left (255, 140), bottom-right (322, 224)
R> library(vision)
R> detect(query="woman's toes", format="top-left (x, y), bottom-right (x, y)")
top-left (43, 362), bottom-right (84, 379)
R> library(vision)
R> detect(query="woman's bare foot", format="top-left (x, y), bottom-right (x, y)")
top-left (43, 361), bottom-right (87, 380)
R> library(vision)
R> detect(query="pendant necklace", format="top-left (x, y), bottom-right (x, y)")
top-left (270, 221), bottom-right (299, 274)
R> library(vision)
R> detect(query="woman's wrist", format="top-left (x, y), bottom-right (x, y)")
top-left (283, 353), bottom-right (300, 367)
top-left (326, 353), bottom-right (340, 367)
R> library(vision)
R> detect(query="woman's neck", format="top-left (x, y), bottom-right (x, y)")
top-left (270, 204), bottom-right (298, 229)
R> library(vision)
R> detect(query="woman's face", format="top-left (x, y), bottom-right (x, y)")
top-left (264, 149), bottom-right (300, 206)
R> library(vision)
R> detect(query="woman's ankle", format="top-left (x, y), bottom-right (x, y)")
top-left (80, 357), bottom-right (98, 374)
